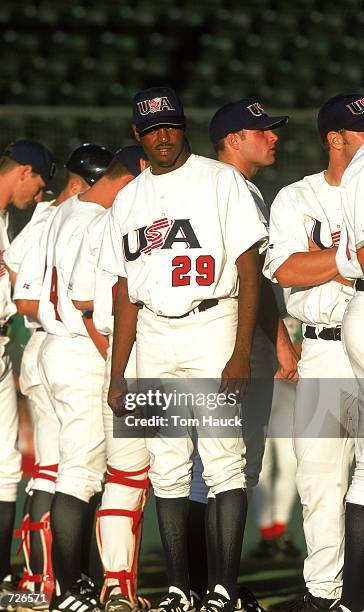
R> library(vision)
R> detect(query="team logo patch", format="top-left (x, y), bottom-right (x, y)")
top-left (346, 97), bottom-right (364, 115)
top-left (137, 97), bottom-right (175, 116)
top-left (246, 102), bottom-right (265, 117)
top-left (123, 218), bottom-right (202, 262)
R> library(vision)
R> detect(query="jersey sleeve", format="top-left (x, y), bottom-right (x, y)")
top-left (263, 186), bottom-right (307, 282)
top-left (13, 240), bottom-right (44, 300)
top-left (219, 168), bottom-right (268, 263)
top-left (352, 172), bottom-right (364, 250)
top-left (97, 201), bottom-right (127, 278)
top-left (3, 221), bottom-right (32, 272)
top-left (68, 228), bottom-right (96, 301)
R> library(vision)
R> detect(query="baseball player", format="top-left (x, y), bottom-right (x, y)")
top-left (0, 139), bottom-right (56, 604)
top-left (334, 116), bottom-right (364, 610)
top-left (4, 145), bottom-right (110, 601)
top-left (264, 93), bottom-right (364, 611)
top-left (203, 100), bottom-right (299, 610)
top-left (36, 145), bottom-right (136, 612)
top-left (98, 86), bottom-right (268, 612)
top-left (69, 145), bottom-right (151, 612)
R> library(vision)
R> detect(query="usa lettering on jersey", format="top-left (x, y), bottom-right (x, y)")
top-left (122, 218), bottom-right (202, 261)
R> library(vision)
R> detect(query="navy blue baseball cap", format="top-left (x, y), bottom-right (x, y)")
top-left (3, 139), bottom-right (57, 191)
top-left (209, 99), bottom-right (288, 143)
top-left (317, 93), bottom-right (364, 139)
top-left (114, 145), bottom-right (148, 177)
top-left (132, 86), bottom-right (185, 135)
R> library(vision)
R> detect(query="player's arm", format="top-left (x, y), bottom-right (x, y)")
top-left (220, 245), bottom-right (260, 396)
top-left (15, 299), bottom-right (39, 321)
top-left (108, 276), bottom-right (138, 415)
top-left (81, 315), bottom-right (109, 360)
top-left (274, 247), bottom-right (339, 288)
top-left (72, 299), bottom-right (94, 311)
top-left (356, 246), bottom-right (364, 272)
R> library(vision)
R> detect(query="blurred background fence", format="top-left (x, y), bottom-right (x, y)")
top-left (1, 105), bottom-right (326, 204)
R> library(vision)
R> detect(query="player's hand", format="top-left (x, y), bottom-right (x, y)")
top-left (275, 337), bottom-right (299, 381)
top-left (220, 352), bottom-right (251, 402)
top-left (108, 376), bottom-right (128, 417)
top-left (332, 272), bottom-right (354, 287)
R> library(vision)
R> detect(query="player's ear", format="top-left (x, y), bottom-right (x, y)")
top-left (225, 133), bottom-right (240, 150)
top-left (140, 158), bottom-right (149, 171)
top-left (18, 164), bottom-right (33, 181)
top-left (132, 124), bottom-right (141, 142)
top-left (327, 130), bottom-right (344, 150)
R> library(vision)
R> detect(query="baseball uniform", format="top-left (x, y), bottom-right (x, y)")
top-left (264, 171), bottom-right (356, 601)
top-left (37, 195), bottom-right (107, 503)
top-left (99, 152), bottom-right (267, 496)
top-left (337, 144), bottom-right (364, 504)
top-left (5, 201), bottom-right (60, 492)
top-left (0, 210), bottom-right (21, 504)
top-left (69, 208), bottom-right (148, 606)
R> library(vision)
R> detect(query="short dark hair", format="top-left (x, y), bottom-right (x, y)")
top-left (0, 155), bottom-right (19, 174)
top-left (104, 158), bottom-right (133, 179)
top-left (213, 138), bottom-right (226, 155)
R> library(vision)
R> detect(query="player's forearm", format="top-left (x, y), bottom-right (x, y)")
top-left (233, 249), bottom-right (261, 359)
top-left (72, 299), bottom-right (94, 311)
top-left (357, 246), bottom-right (364, 273)
top-left (15, 299), bottom-right (40, 322)
top-left (110, 276), bottom-right (138, 379)
top-left (82, 316), bottom-right (109, 360)
top-left (275, 249), bottom-right (338, 288)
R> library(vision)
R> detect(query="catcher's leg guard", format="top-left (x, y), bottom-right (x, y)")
top-left (97, 465), bottom-right (150, 605)
top-left (16, 465), bottom-right (58, 598)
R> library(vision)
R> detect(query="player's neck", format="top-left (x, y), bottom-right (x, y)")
top-left (324, 161), bottom-right (347, 186)
top-left (150, 148), bottom-right (191, 176)
top-left (0, 175), bottom-right (14, 209)
top-left (217, 152), bottom-right (256, 180)
top-left (78, 175), bottom-right (133, 208)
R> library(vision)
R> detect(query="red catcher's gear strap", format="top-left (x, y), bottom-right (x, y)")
top-left (105, 465), bottom-right (150, 489)
top-left (33, 463), bottom-right (58, 483)
top-left (97, 464), bottom-right (150, 600)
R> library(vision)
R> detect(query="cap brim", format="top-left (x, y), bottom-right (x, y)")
top-left (259, 115), bottom-right (289, 130)
top-left (137, 120), bottom-right (185, 135)
top-left (42, 175), bottom-right (59, 195)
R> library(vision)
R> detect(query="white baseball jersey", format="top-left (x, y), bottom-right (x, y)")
top-left (4, 201), bottom-right (54, 274)
top-left (336, 145), bottom-right (364, 279)
top-left (98, 154), bottom-right (268, 317)
top-left (69, 209), bottom-right (116, 336)
top-left (7, 201), bottom-right (56, 329)
top-left (264, 171), bottom-right (355, 326)
top-left (38, 196), bottom-right (105, 336)
top-left (0, 212), bottom-right (16, 325)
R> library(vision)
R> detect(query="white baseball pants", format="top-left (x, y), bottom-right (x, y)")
top-left (0, 347), bottom-right (21, 502)
top-left (294, 335), bottom-right (356, 600)
top-left (20, 330), bottom-right (60, 493)
top-left (342, 292), bottom-right (364, 506)
top-left (136, 299), bottom-right (246, 498)
top-left (253, 379), bottom-right (297, 528)
top-left (38, 334), bottom-right (106, 503)
top-left (98, 341), bottom-right (150, 600)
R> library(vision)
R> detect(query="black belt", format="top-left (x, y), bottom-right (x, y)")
top-left (304, 325), bottom-right (341, 341)
top-left (35, 327), bottom-right (45, 332)
top-left (0, 324), bottom-right (8, 336)
top-left (355, 279), bottom-right (364, 291)
top-left (144, 299), bottom-right (219, 319)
